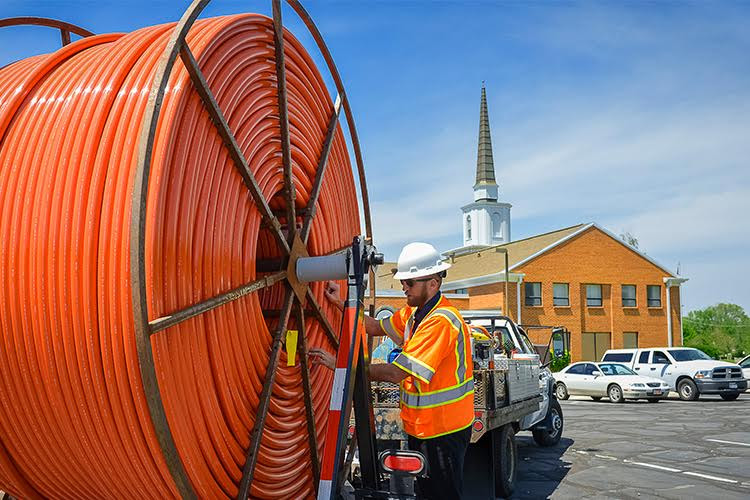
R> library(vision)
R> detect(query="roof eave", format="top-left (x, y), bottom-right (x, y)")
top-left (507, 223), bottom-right (595, 272)
top-left (506, 222), bottom-right (685, 279)
top-left (591, 223), bottom-right (682, 278)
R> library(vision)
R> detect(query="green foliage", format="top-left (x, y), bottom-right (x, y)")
top-left (619, 231), bottom-right (639, 249)
top-left (683, 303), bottom-right (750, 358)
top-left (549, 350), bottom-right (571, 372)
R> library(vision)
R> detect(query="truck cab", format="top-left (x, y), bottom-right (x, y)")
top-left (601, 347), bottom-right (747, 401)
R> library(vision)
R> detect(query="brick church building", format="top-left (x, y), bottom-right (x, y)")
top-left (367, 86), bottom-right (687, 362)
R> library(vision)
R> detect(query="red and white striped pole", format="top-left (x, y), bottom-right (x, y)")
top-left (317, 239), bottom-right (366, 500)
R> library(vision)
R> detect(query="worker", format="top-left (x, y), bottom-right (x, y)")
top-left (310, 242), bottom-right (474, 500)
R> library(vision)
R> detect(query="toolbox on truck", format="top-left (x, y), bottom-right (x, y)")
top-left (369, 361), bottom-right (541, 445)
top-left (507, 358), bottom-right (541, 404)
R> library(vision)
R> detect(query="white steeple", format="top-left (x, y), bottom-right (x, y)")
top-left (460, 85), bottom-right (511, 249)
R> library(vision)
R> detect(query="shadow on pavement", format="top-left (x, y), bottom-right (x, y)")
top-left (510, 435), bottom-right (574, 499)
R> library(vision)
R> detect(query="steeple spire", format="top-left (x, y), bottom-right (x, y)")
top-left (459, 84), bottom-right (512, 251)
top-left (474, 84), bottom-right (498, 201)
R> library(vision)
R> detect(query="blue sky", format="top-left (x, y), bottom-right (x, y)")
top-left (1, 1), bottom-right (748, 313)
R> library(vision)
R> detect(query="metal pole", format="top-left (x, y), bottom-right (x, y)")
top-left (504, 251), bottom-right (509, 316)
top-left (516, 276), bottom-right (523, 324)
top-left (665, 284), bottom-right (672, 348)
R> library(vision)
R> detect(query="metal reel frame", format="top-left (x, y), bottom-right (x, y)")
top-left (0, 16), bottom-right (94, 46)
top-left (131, 1), bottom-right (374, 498)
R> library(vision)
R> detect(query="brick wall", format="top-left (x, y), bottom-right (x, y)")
top-left (511, 227), bottom-right (683, 361)
top-left (367, 227), bottom-right (684, 361)
top-left (464, 227), bottom-right (683, 361)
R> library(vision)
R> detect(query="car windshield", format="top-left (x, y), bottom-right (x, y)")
top-left (597, 363), bottom-right (636, 376)
top-left (668, 349), bottom-right (712, 361)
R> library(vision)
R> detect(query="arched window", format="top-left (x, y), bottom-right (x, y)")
top-left (466, 215), bottom-right (472, 241)
top-left (492, 213), bottom-right (502, 238)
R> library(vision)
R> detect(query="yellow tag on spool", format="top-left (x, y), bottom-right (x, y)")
top-left (286, 330), bottom-right (298, 366)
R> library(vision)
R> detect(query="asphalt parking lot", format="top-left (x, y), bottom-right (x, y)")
top-left (2, 394), bottom-right (747, 499)
top-left (514, 391), bottom-right (750, 499)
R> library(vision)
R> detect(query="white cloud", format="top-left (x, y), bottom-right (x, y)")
top-left (364, 14), bottom-right (750, 312)
top-left (676, 252), bottom-right (750, 313)
top-left (603, 188), bottom-right (750, 256)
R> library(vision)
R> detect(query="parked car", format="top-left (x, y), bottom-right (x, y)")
top-left (601, 347), bottom-right (747, 401)
top-left (553, 362), bottom-right (670, 403)
top-left (739, 355), bottom-right (750, 383)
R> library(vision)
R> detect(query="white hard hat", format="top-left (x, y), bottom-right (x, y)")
top-left (393, 242), bottom-right (451, 280)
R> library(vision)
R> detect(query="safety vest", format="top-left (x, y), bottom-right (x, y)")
top-left (381, 296), bottom-right (474, 438)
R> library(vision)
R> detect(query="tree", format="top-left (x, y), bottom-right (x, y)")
top-left (549, 351), bottom-right (571, 372)
top-left (619, 231), bottom-right (639, 249)
top-left (683, 303), bottom-right (750, 358)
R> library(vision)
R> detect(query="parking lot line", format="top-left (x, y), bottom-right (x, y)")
top-left (682, 471), bottom-right (738, 484)
top-left (593, 454), bottom-right (747, 486)
top-left (624, 460), bottom-right (682, 473)
top-left (705, 438), bottom-right (750, 447)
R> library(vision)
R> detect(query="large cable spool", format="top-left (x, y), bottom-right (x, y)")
top-left (0, 1), bottom-right (373, 498)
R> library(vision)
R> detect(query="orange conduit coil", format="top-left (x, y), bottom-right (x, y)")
top-left (0, 6), bottom-right (368, 499)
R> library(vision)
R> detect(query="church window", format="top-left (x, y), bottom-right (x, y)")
top-left (492, 213), bottom-right (502, 238)
top-left (466, 216), bottom-right (472, 240)
top-left (525, 282), bottom-right (542, 306)
top-left (647, 285), bottom-right (661, 307)
top-left (553, 283), bottom-right (570, 306)
top-left (586, 284), bottom-right (603, 307)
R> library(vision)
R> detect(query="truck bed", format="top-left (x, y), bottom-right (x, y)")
top-left (370, 362), bottom-right (542, 444)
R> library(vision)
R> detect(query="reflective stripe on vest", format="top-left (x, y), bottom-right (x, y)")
top-left (400, 378), bottom-right (474, 409)
top-left (430, 308), bottom-right (467, 383)
top-left (380, 316), bottom-right (402, 343)
top-left (393, 352), bottom-right (435, 383)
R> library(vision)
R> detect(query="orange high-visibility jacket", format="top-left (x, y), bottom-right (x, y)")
top-left (379, 295), bottom-right (474, 438)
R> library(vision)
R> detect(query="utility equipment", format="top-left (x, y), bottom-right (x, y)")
top-left (0, 3), bottom-right (374, 498)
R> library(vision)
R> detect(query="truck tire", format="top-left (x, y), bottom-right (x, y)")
top-left (608, 384), bottom-right (624, 403)
top-left (554, 383), bottom-right (569, 400)
top-left (720, 392), bottom-right (740, 401)
top-left (678, 379), bottom-right (699, 401)
top-left (532, 398), bottom-right (563, 447)
top-left (494, 425), bottom-right (517, 498)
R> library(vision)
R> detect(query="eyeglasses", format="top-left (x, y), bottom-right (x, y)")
top-left (400, 277), bottom-right (434, 288)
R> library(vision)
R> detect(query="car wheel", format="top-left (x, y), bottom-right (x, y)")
top-left (532, 398), bottom-right (563, 447)
top-left (608, 384), bottom-right (624, 403)
top-left (591, 396), bottom-right (602, 401)
top-left (677, 379), bottom-right (699, 401)
top-left (493, 425), bottom-right (517, 498)
top-left (555, 383), bottom-right (569, 400)
top-left (647, 398), bottom-right (660, 403)
top-left (720, 392), bottom-right (740, 401)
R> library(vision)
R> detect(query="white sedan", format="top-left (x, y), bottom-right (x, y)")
top-left (554, 362), bottom-right (671, 403)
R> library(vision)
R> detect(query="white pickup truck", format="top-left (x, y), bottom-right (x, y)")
top-left (600, 347), bottom-right (747, 401)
